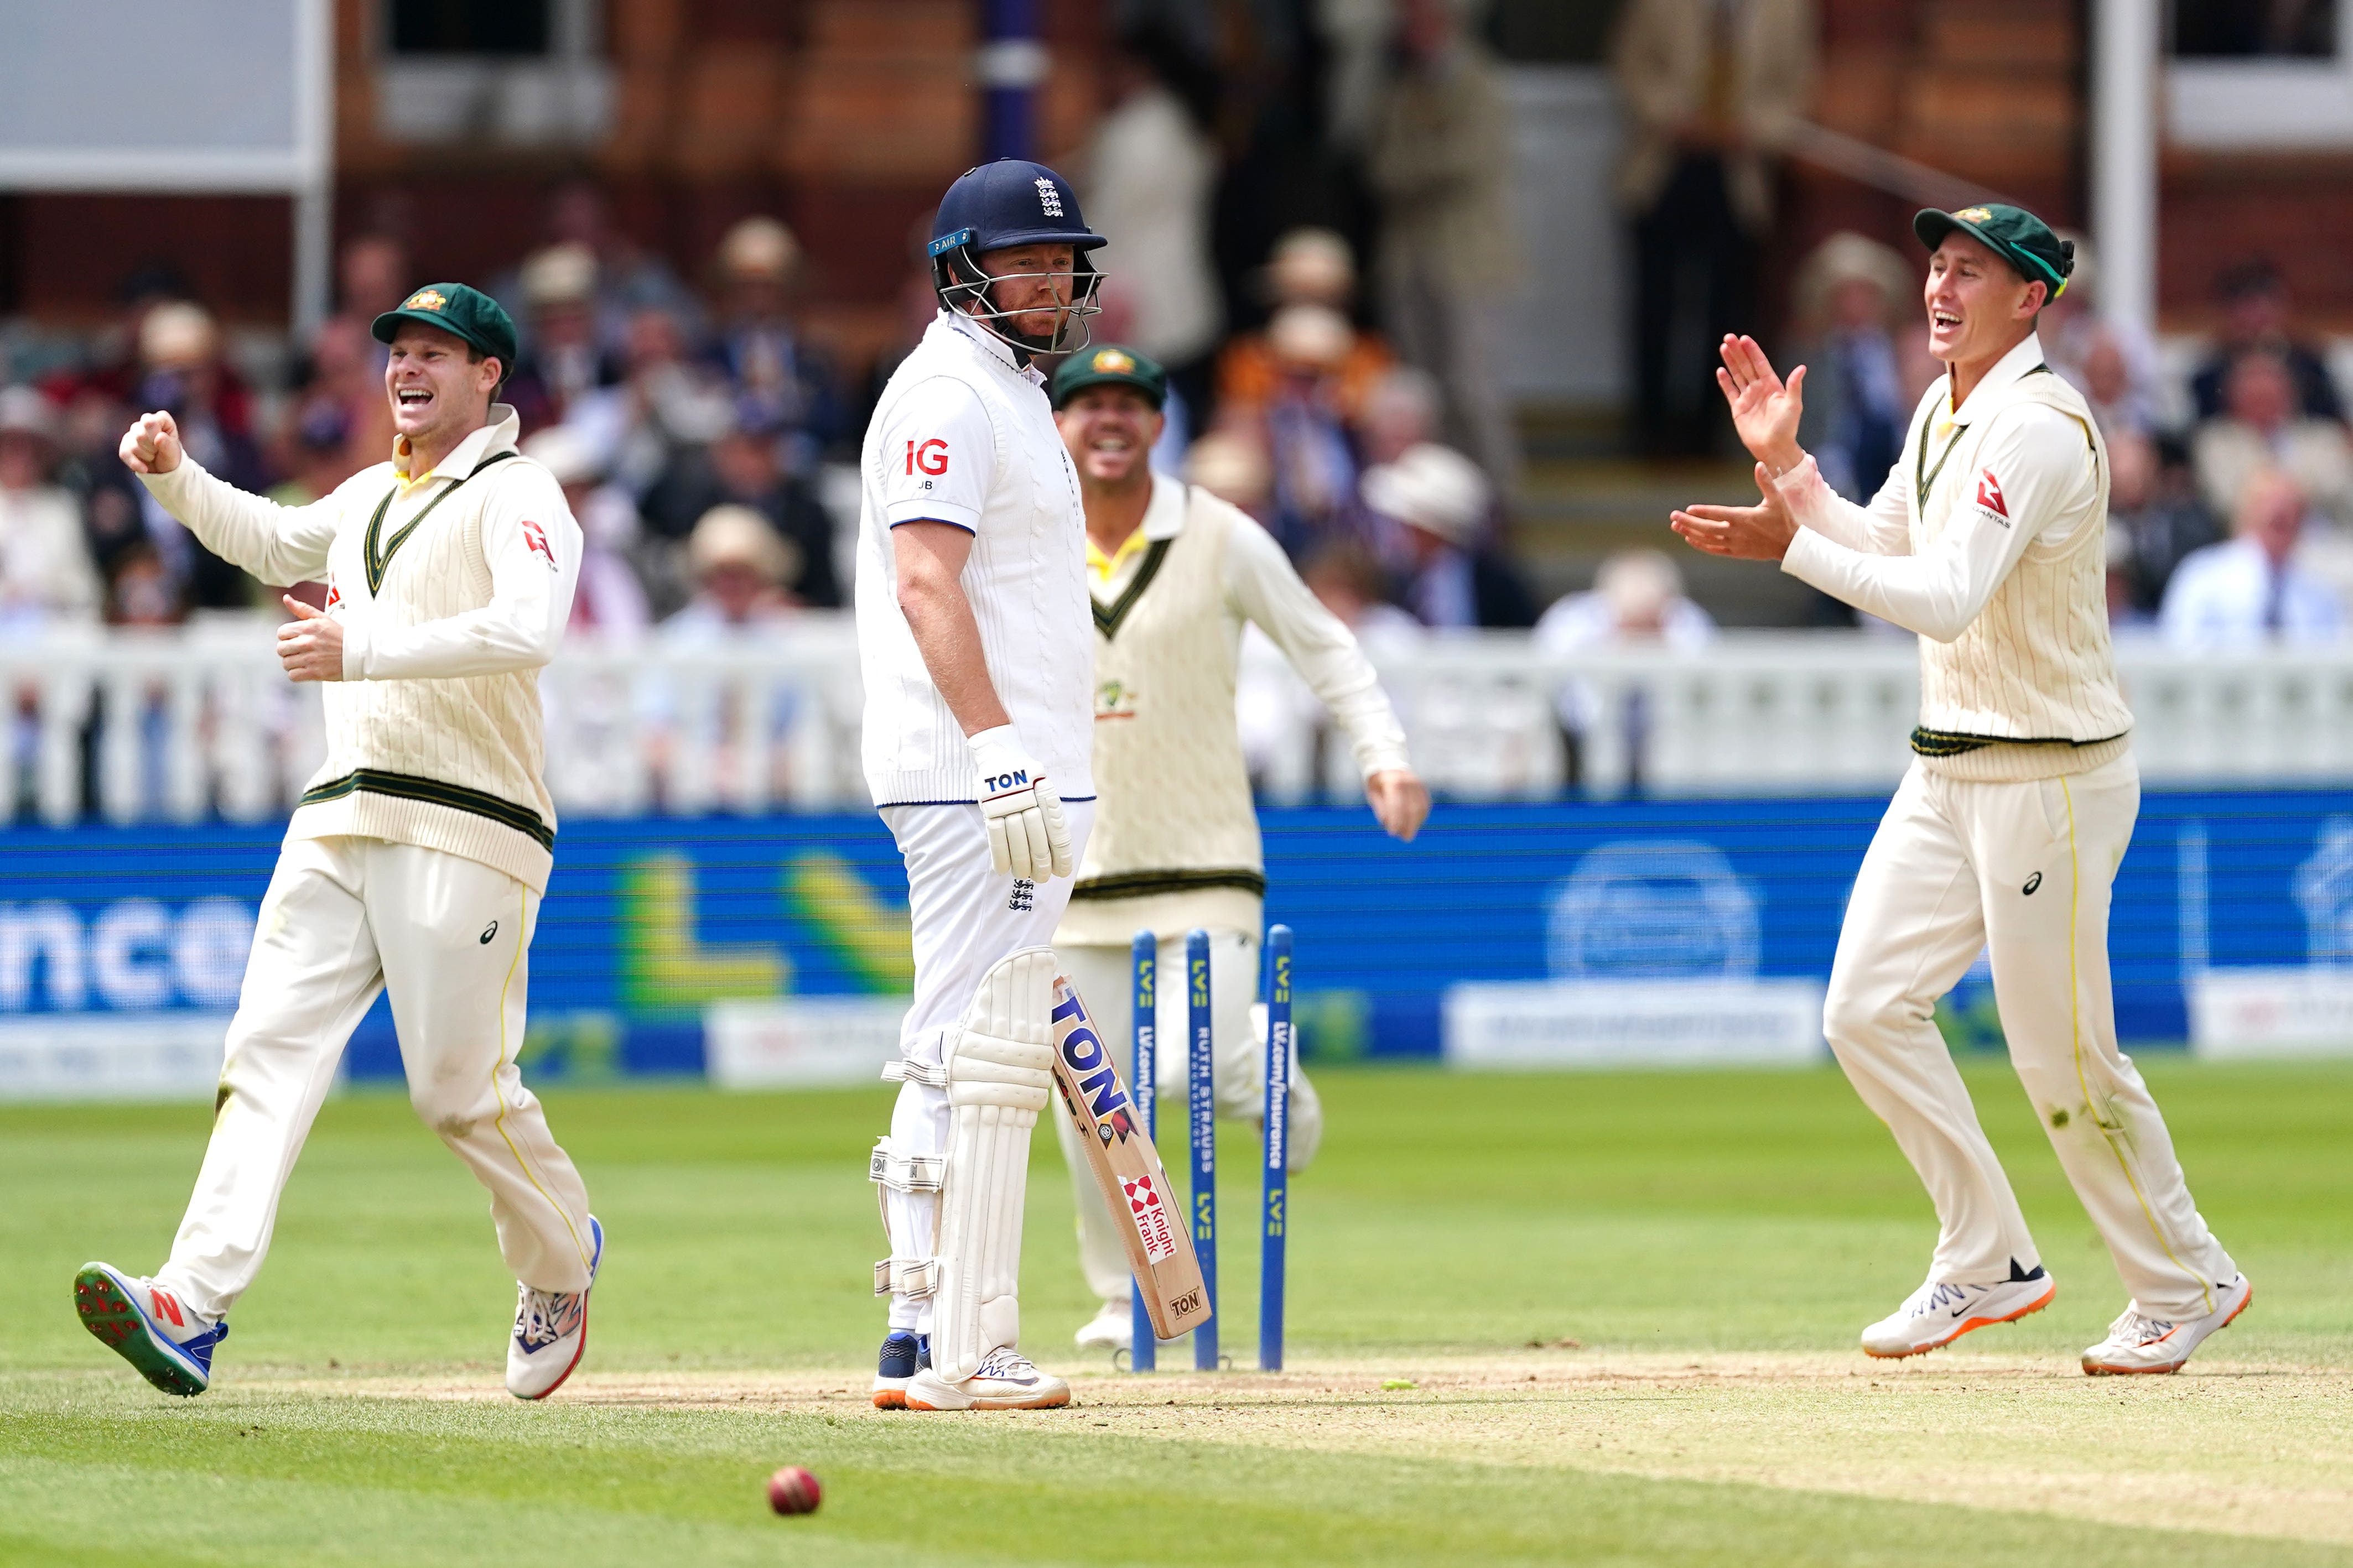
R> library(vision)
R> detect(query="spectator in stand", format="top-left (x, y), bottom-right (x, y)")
top-left (1078, 24), bottom-right (1224, 420)
top-left (1612, 0), bottom-right (1815, 457)
top-left (132, 301), bottom-right (267, 611)
top-left (507, 179), bottom-right (702, 352)
top-left (1363, 441), bottom-right (1534, 628)
top-left (1535, 548), bottom-right (1718, 764)
top-left (105, 545), bottom-right (180, 627)
top-left (2106, 430), bottom-right (2222, 616)
top-left (664, 505), bottom-right (799, 637)
top-left (1217, 229), bottom-right (1395, 423)
top-left (1356, 366), bottom-right (1442, 468)
top-left (0, 388), bottom-right (101, 628)
top-left (565, 305), bottom-right (734, 500)
top-left (2190, 259), bottom-right (2344, 423)
top-left (1185, 428), bottom-right (1276, 524)
top-left (504, 243), bottom-right (616, 434)
top-left (280, 315), bottom-right (386, 495)
top-left (2161, 470), bottom-right (2345, 648)
top-left (2105, 526), bottom-right (2155, 636)
top-left (1788, 232), bottom-right (1912, 502)
top-left (2041, 235), bottom-right (2163, 437)
top-left (2193, 348), bottom-right (2353, 525)
top-left (1301, 539), bottom-right (1421, 644)
top-left (641, 407), bottom-right (840, 610)
top-left (1369, 0), bottom-right (1521, 491)
top-left (1258, 304), bottom-right (1372, 558)
top-left (522, 425), bottom-right (650, 635)
top-left (56, 386), bottom-right (146, 586)
top-left (1535, 548), bottom-right (1717, 654)
top-left (706, 217), bottom-right (844, 465)
top-left (322, 234), bottom-right (409, 379)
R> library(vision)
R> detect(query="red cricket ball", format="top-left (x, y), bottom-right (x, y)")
top-left (766, 1465), bottom-right (822, 1516)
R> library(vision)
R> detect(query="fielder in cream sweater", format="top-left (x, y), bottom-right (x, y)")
top-left (1046, 345), bottom-right (1429, 1352)
top-left (76, 284), bottom-right (603, 1404)
top-left (1674, 206), bottom-right (2246, 1377)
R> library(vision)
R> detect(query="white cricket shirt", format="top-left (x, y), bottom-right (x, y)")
top-left (854, 311), bottom-right (1095, 808)
top-left (1774, 332), bottom-right (2132, 782)
top-left (140, 406), bottom-right (579, 890)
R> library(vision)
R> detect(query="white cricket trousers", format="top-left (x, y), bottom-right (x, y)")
top-left (1051, 928), bottom-right (1323, 1305)
top-left (876, 800), bottom-right (1094, 1335)
top-left (155, 835), bottom-right (596, 1323)
top-left (1825, 752), bottom-right (2237, 1320)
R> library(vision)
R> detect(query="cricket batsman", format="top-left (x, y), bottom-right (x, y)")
top-left (860, 160), bottom-right (1105, 1411)
top-left (1049, 343), bottom-right (1427, 1352)
top-left (1672, 205), bottom-right (2248, 1374)
top-left (81, 284), bottom-right (601, 1399)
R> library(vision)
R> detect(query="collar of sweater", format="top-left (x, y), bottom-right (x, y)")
top-left (392, 403), bottom-right (521, 486)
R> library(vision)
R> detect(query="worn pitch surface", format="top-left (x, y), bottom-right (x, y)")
top-left (4, 1065), bottom-right (2349, 1565)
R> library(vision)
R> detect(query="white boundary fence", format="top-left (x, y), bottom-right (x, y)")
top-left (0, 618), bottom-right (2348, 824)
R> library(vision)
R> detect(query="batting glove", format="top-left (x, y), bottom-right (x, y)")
top-left (968, 725), bottom-right (1073, 881)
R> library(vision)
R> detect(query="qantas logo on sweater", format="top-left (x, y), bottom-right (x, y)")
top-left (1975, 467), bottom-right (2009, 523)
top-left (521, 518), bottom-right (556, 569)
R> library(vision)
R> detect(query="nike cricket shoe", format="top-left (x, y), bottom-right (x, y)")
top-left (872, 1330), bottom-right (929, 1409)
top-left (507, 1216), bottom-right (602, 1400)
top-left (1861, 1263), bottom-right (2056, 1358)
top-left (2082, 1273), bottom-right (2252, 1376)
top-left (73, 1264), bottom-right (227, 1397)
top-left (1074, 1298), bottom-right (1134, 1353)
top-left (905, 1346), bottom-right (1072, 1411)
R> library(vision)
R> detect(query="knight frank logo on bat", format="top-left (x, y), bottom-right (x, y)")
top-left (1123, 1171), bottom-right (1178, 1263)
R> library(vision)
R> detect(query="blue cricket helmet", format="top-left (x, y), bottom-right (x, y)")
top-left (929, 159), bottom-right (1107, 355)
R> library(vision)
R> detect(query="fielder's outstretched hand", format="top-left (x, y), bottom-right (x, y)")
top-left (277, 595), bottom-right (346, 683)
top-left (1671, 463), bottom-right (1801, 562)
top-left (1716, 335), bottom-right (1806, 475)
top-left (118, 410), bottom-right (185, 476)
top-left (969, 725), bottom-right (1073, 881)
top-left (1367, 768), bottom-right (1430, 842)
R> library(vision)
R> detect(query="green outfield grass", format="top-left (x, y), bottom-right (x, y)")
top-left (3, 1059), bottom-right (2350, 1566)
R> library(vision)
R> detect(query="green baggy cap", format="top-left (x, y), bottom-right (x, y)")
top-left (1050, 342), bottom-right (1167, 410)
top-left (1914, 205), bottom-right (2073, 300)
top-left (371, 283), bottom-right (518, 372)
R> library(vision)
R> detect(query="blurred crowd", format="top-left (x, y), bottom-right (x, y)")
top-left (0, 0), bottom-right (2346, 670)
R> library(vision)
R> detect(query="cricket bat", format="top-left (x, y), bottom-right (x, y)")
top-left (1048, 976), bottom-right (1211, 1343)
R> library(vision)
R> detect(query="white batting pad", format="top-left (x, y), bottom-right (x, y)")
top-left (930, 945), bottom-right (1058, 1382)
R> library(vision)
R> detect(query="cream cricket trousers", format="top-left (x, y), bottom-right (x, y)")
top-left (1051, 926), bottom-right (1323, 1307)
top-left (1825, 752), bottom-right (2236, 1320)
top-left (875, 800), bottom-right (1094, 1335)
top-left (156, 835), bottom-right (595, 1322)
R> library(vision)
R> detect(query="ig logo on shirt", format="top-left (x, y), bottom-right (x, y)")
top-left (905, 439), bottom-right (949, 486)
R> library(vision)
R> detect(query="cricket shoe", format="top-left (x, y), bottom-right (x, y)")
top-left (1861, 1262), bottom-right (2055, 1358)
top-left (72, 1264), bottom-right (227, 1397)
top-left (1074, 1298), bottom-right (1133, 1352)
top-left (872, 1330), bottom-right (930, 1409)
top-left (905, 1347), bottom-right (1071, 1411)
top-left (2082, 1273), bottom-right (2252, 1376)
top-left (507, 1215), bottom-right (602, 1400)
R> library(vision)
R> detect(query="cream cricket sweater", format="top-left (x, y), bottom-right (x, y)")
top-left (1776, 332), bottom-right (2132, 783)
top-left (140, 407), bottom-right (580, 890)
top-left (1056, 475), bottom-right (1410, 946)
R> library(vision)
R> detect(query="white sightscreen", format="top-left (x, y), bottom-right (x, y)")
top-left (0, 0), bottom-right (328, 190)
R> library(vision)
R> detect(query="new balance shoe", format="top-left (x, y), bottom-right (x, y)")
top-left (1074, 1298), bottom-right (1133, 1353)
top-left (2082, 1273), bottom-right (2252, 1376)
top-left (1861, 1262), bottom-right (2056, 1358)
top-left (872, 1330), bottom-right (930, 1409)
top-left (508, 1215), bottom-right (602, 1400)
top-left (73, 1264), bottom-right (227, 1397)
top-left (905, 1346), bottom-right (1071, 1411)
